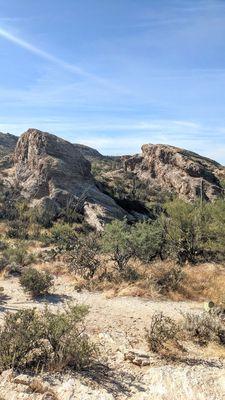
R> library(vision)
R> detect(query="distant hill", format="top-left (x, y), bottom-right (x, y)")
top-left (0, 132), bottom-right (18, 157)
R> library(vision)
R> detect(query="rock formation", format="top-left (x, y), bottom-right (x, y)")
top-left (2, 129), bottom-right (224, 229)
top-left (0, 132), bottom-right (18, 157)
top-left (73, 143), bottom-right (104, 161)
top-left (124, 144), bottom-right (223, 201)
top-left (14, 129), bottom-right (128, 229)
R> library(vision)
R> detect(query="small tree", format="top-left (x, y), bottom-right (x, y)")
top-left (130, 220), bottom-right (163, 262)
top-left (162, 199), bottom-right (205, 264)
top-left (203, 199), bottom-right (225, 260)
top-left (69, 233), bottom-right (101, 279)
top-left (101, 219), bottom-right (133, 273)
top-left (20, 268), bottom-right (53, 297)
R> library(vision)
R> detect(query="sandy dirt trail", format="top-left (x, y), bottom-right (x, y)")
top-left (0, 276), bottom-right (224, 400)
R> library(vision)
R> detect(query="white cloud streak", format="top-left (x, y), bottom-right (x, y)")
top-left (0, 27), bottom-right (117, 88)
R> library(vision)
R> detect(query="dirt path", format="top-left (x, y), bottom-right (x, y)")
top-left (0, 276), bottom-right (225, 400)
top-left (0, 275), bottom-right (202, 331)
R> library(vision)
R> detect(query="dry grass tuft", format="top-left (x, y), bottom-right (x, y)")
top-left (178, 263), bottom-right (225, 305)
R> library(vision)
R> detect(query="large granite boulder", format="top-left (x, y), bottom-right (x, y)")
top-left (125, 144), bottom-right (223, 201)
top-left (14, 129), bottom-right (128, 229)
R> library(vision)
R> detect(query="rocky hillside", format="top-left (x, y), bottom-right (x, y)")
top-left (0, 129), bottom-right (224, 226)
top-left (0, 132), bottom-right (18, 157)
top-left (73, 143), bottom-right (105, 161)
top-left (14, 129), bottom-right (129, 229)
top-left (124, 144), bottom-right (223, 201)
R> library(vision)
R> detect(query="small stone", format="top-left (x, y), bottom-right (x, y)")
top-left (13, 374), bottom-right (32, 386)
top-left (124, 350), bottom-right (150, 367)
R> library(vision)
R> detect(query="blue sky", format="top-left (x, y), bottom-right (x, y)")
top-left (0, 0), bottom-right (225, 163)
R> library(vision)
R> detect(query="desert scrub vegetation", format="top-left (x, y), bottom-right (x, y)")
top-left (1, 243), bottom-right (36, 275)
top-left (101, 219), bottom-right (133, 275)
top-left (1, 185), bottom-right (225, 302)
top-left (42, 222), bottom-right (77, 251)
top-left (20, 267), bottom-right (54, 298)
top-left (101, 198), bottom-right (225, 273)
top-left (68, 232), bottom-right (101, 279)
top-left (101, 219), bottom-right (163, 276)
top-left (0, 305), bottom-right (96, 372)
top-left (162, 198), bottom-right (225, 264)
top-left (184, 311), bottom-right (225, 346)
top-left (146, 312), bottom-right (181, 354)
top-left (155, 265), bottom-right (184, 294)
top-left (146, 310), bottom-right (225, 357)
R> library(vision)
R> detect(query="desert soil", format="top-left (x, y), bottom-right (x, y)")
top-left (0, 275), bottom-right (224, 400)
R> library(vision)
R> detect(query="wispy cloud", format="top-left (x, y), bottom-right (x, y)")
top-left (0, 27), bottom-right (121, 89)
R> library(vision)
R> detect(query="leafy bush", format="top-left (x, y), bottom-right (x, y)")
top-left (3, 244), bottom-right (35, 268)
top-left (43, 223), bottom-right (77, 251)
top-left (68, 233), bottom-right (100, 279)
top-left (130, 220), bottom-right (163, 262)
top-left (101, 219), bottom-right (133, 273)
top-left (6, 220), bottom-right (29, 239)
top-left (20, 268), bottom-right (54, 297)
top-left (146, 312), bottom-right (180, 353)
top-left (0, 185), bottom-right (21, 221)
top-left (161, 199), bottom-right (207, 264)
top-left (0, 305), bottom-right (95, 372)
top-left (161, 199), bottom-right (225, 264)
top-left (59, 199), bottom-right (83, 224)
top-left (203, 199), bottom-right (225, 260)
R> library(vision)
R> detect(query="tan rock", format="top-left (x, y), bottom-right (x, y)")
top-left (14, 129), bottom-right (129, 229)
top-left (125, 144), bottom-right (223, 201)
top-left (124, 350), bottom-right (150, 367)
top-left (13, 374), bottom-right (32, 386)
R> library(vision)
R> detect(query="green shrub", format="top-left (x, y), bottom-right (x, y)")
top-left (43, 223), bottom-right (77, 251)
top-left (20, 268), bottom-right (54, 297)
top-left (59, 200), bottom-right (83, 224)
top-left (68, 233), bottom-right (100, 279)
top-left (3, 244), bottom-right (35, 268)
top-left (0, 305), bottom-right (95, 372)
top-left (161, 198), bottom-right (225, 264)
top-left (101, 219), bottom-right (133, 273)
top-left (161, 199), bottom-right (206, 264)
top-left (0, 185), bottom-right (21, 221)
top-left (6, 220), bottom-right (29, 239)
top-left (203, 199), bottom-right (225, 260)
top-left (130, 220), bottom-right (163, 262)
top-left (41, 304), bottom-right (94, 370)
top-left (0, 309), bottom-right (42, 371)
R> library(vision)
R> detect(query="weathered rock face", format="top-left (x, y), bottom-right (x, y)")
top-left (73, 143), bottom-right (104, 161)
top-left (0, 132), bottom-right (18, 157)
top-left (125, 144), bottom-right (223, 201)
top-left (14, 129), bottom-right (128, 229)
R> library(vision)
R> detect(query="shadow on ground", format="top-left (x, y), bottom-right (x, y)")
top-left (80, 363), bottom-right (145, 397)
top-left (36, 293), bottom-right (72, 304)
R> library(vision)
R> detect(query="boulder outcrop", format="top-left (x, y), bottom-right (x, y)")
top-left (14, 129), bottom-right (128, 229)
top-left (73, 143), bottom-right (104, 161)
top-left (125, 144), bottom-right (223, 201)
top-left (0, 132), bottom-right (18, 157)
